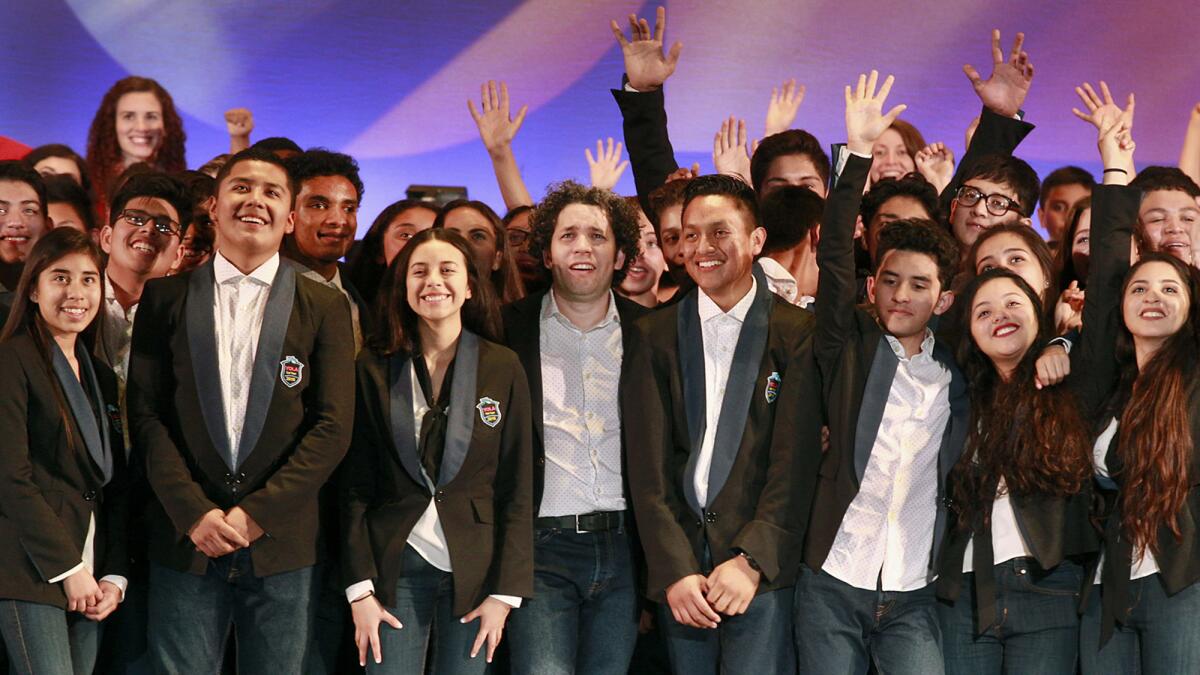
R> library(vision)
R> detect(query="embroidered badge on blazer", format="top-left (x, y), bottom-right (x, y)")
top-left (279, 355), bottom-right (304, 388)
top-left (765, 372), bottom-right (781, 403)
top-left (476, 396), bottom-right (502, 428)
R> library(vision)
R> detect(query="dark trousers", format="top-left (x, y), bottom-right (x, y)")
top-left (1080, 575), bottom-right (1200, 674)
top-left (0, 600), bottom-right (99, 675)
top-left (658, 586), bottom-right (794, 675)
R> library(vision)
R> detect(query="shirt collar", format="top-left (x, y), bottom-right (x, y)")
top-left (883, 328), bottom-right (937, 363)
top-left (698, 276), bottom-right (757, 323)
top-left (214, 251), bottom-right (280, 287)
top-left (541, 289), bottom-right (620, 330)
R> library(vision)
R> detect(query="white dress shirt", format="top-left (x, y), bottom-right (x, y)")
top-left (694, 278), bottom-right (757, 507)
top-left (538, 290), bottom-right (626, 517)
top-left (99, 274), bottom-right (137, 386)
top-left (1092, 418), bottom-right (1160, 583)
top-left (962, 479), bottom-right (1035, 573)
top-left (47, 516), bottom-right (129, 599)
top-left (822, 330), bottom-right (952, 591)
top-left (212, 252), bottom-right (279, 467)
top-left (756, 257), bottom-right (814, 309)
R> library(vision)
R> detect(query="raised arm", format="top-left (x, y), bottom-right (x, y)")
top-left (587, 137), bottom-right (630, 191)
top-left (764, 78), bottom-right (806, 138)
top-left (224, 108), bottom-right (254, 154)
top-left (1180, 103), bottom-right (1200, 186)
top-left (468, 81), bottom-right (533, 210)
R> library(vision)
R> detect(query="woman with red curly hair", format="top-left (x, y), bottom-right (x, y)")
top-left (85, 77), bottom-right (187, 220)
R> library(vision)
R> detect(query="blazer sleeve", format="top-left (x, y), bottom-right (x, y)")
top-left (611, 84), bottom-right (680, 215)
top-left (1071, 184), bottom-right (1140, 419)
top-left (0, 353), bottom-right (86, 580)
top-left (488, 361), bottom-right (535, 599)
top-left (815, 152), bottom-right (872, 370)
top-left (127, 282), bottom-right (221, 536)
top-left (940, 106), bottom-right (1036, 210)
top-left (339, 357), bottom-right (382, 589)
top-left (238, 292), bottom-right (356, 535)
top-left (98, 369), bottom-right (130, 578)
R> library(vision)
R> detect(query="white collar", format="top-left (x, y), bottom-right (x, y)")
top-left (541, 288), bottom-right (620, 330)
top-left (698, 277), bottom-right (757, 323)
top-left (213, 251), bottom-right (280, 286)
top-left (884, 328), bottom-right (937, 363)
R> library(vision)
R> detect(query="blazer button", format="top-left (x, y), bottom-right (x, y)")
top-left (435, 491), bottom-right (445, 503)
top-left (231, 486), bottom-right (239, 494)
top-left (537, 457), bottom-right (545, 466)
top-left (696, 520), bottom-right (703, 528)
top-left (237, 472), bottom-right (247, 480)
top-left (705, 512), bottom-right (718, 524)
top-left (83, 490), bottom-right (96, 501)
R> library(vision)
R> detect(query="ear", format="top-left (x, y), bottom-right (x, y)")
top-left (99, 225), bottom-right (114, 255)
top-left (933, 289), bottom-right (955, 316)
top-left (492, 248), bottom-right (503, 272)
top-left (1036, 205), bottom-right (1046, 224)
top-left (1018, 215), bottom-right (1033, 227)
top-left (750, 226), bottom-right (766, 257)
top-left (614, 247), bottom-right (627, 272)
top-left (284, 210), bottom-right (296, 235)
top-left (853, 216), bottom-right (864, 241)
top-left (809, 223), bottom-right (821, 249)
top-left (865, 275), bottom-right (877, 304)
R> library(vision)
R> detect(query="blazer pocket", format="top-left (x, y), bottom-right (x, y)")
top-left (471, 498), bottom-right (494, 524)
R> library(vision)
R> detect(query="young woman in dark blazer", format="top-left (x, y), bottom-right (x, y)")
top-left (0, 227), bottom-right (128, 675)
top-left (935, 268), bottom-right (1096, 674)
top-left (341, 227), bottom-right (533, 673)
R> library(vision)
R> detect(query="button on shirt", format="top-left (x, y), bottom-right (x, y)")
top-left (212, 252), bottom-right (279, 467)
top-left (538, 290), bottom-right (625, 518)
top-left (823, 330), bottom-right (952, 591)
top-left (695, 279), bottom-right (757, 507)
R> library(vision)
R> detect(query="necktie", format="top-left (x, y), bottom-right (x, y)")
top-left (413, 355), bottom-right (454, 485)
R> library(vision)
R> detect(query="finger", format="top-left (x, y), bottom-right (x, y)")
top-left (1009, 31), bottom-right (1025, 63)
top-left (638, 18), bottom-right (651, 41)
top-left (606, 136), bottom-right (615, 158)
top-left (489, 81), bottom-right (500, 110)
top-left (856, 72), bottom-right (867, 100)
top-left (467, 99), bottom-right (481, 123)
top-left (461, 608), bottom-right (480, 624)
top-left (357, 629), bottom-right (368, 666)
top-left (666, 41), bottom-right (683, 68)
top-left (690, 162), bottom-right (701, 176)
top-left (1100, 80), bottom-right (1114, 106)
top-left (795, 83), bottom-right (806, 104)
top-left (371, 626), bottom-right (383, 664)
top-left (614, 140), bottom-right (624, 159)
top-left (866, 70), bottom-right (879, 99)
top-left (487, 627), bottom-right (501, 662)
top-left (511, 105), bottom-right (528, 133)
top-left (216, 521), bottom-right (250, 548)
top-left (696, 592), bottom-right (721, 625)
top-left (1071, 108), bottom-right (1092, 123)
top-left (610, 20), bottom-right (629, 47)
top-left (1082, 82), bottom-right (1101, 110)
top-left (654, 6), bottom-right (666, 43)
top-left (770, 86), bottom-right (779, 104)
top-left (736, 119), bottom-right (746, 149)
top-left (499, 82), bottom-right (511, 112)
top-left (844, 84), bottom-right (853, 108)
top-left (586, 147), bottom-right (596, 165)
top-left (877, 73), bottom-right (895, 103)
top-left (882, 104), bottom-right (908, 126)
top-left (627, 14), bottom-right (639, 39)
top-left (615, 159), bottom-right (629, 176)
top-left (751, 137), bottom-right (760, 154)
top-left (471, 626), bottom-right (487, 659)
top-left (1125, 93), bottom-right (1136, 121)
top-left (990, 29), bottom-right (1003, 64)
top-left (962, 64), bottom-right (982, 87)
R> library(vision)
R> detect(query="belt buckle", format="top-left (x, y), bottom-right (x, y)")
top-left (574, 514), bottom-right (591, 534)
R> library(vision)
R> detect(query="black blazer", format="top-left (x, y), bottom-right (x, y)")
top-left (938, 106), bottom-right (1036, 212)
top-left (126, 258), bottom-right (355, 577)
top-left (501, 290), bottom-right (649, 513)
top-left (623, 281), bottom-right (821, 600)
top-left (611, 82), bottom-right (681, 216)
top-left (340, 333), bottom-right (534, 614)
top-left (806, 153), bottom-right (969, 578)
top-left (0, 332), bottom-right (129, 608)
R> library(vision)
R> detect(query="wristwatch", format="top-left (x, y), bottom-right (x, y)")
top-left (734, 549), bottom-right (761, 572)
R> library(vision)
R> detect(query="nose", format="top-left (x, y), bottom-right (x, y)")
top-left (1163, 216), bottom-right (1186, 236)
top-left (971, 198), bottom-right (991, 217)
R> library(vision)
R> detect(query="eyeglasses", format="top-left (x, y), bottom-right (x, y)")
top-left (507, 229), bottom-right (530, 247)
top-left (120, 209), bottom-right (181, 237)
top-left (955, 186), bottom-right (1021, 217)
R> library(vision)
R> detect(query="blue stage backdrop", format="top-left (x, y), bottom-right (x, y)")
top-left (3, 0), bottom-right (1198, 235)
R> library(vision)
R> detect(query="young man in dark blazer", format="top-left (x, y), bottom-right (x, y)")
top-left (501, 181), bottom-right (647, 674)
top-left (126, 148), bottom-right (355, 674)
top-left (795, 72), bottom-right (966, 674)
top-left (624, 174), bottom-right (821, 675)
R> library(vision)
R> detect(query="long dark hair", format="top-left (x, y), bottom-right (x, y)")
top-left (346, 199), bottom-right (441, 306)
top-left (369, 228), bottom-right (502, 356)
top-left (951, 269), bottom-right (1092, 527)
top-left (1054, 197), bottom-right (1092, 291)
top-left (434, 200), bottom-right (526, 304)
top-left (1106, 253), bottom-right (1200, 558)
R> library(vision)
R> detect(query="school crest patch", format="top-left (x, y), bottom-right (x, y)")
top-left (279, 355), bottom-right (304, 388)
top-left (764, 372), bottom-right (781, 404)
top-left (476, 396), bottom-right (502, 428)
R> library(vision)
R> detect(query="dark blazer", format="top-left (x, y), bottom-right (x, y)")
top-left (623, 281), bottom-right (821, 600)
top-left (806, 153), bottom-right (969, 578)
top-left (0, 331), bottom-right (129, 608)
top-left (501, 289), bottom-right (649, 513)
top-left (611, 82), bottom-right (681, 216)
top-left (938, 106), bottom-right (1036, 211)
top-left (126, 258), bottom-right (355, 576)
top-left (340, 332), bottom-right (533, 614)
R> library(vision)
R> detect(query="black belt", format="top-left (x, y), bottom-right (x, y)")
top-left (534, 510), bottom-right (627, 533)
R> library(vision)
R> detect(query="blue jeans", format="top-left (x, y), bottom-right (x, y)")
top-left (794, 565), bottom-right (943, 675)
top-left (146, 551), bottom-right (319, 674)
top-left (369, 545), bottom-right (490, 675)
top-left (937, 558), bottom-right (1082, 675)
top-left (658, 586), bottom-right (794, 675)
top-left (507, 527), bottom-right (638, 675)
top-left (0, 600), bottom-right (99, 675)
top-left (1080, 575), bottom-right (1200, 674)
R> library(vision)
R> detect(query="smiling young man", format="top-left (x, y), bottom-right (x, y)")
top-left (125, 148), bottom-right (354, 673)
top-left (796, 72), bottom-right (967, 674)
top-left (0, 161), bottom-right (50, 292)
top-left (1128, 166), bottom-right (1200, 265)
top-left (947, 154), bottom-right (1040, 251)
top-left (501, 180), bottom-right (648, 675)
top-left (623, 173), bottom-right (820, 675)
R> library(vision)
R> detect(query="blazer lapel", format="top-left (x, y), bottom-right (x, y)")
top-left (511, 295), bottom-right (544, 446)
top-left (51, 343), bottom-right (113, 483)
top-left (853, 336), bottom-right (899, 484)
top-left (706, 281), bottom-right (773, 505)
top-left (438, 330), bottom-right (478, 486)
top-left (233, 261), bottom-right (296, 469)
top-left (388, 354), bottom-right (432, 492)
top-left (675, 291), bottom-right (706, 514)
top-left (185, 261), bottom-right (234, 470)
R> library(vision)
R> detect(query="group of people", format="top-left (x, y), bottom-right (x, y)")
top-left (3, 7), bottom-right (1200, 675)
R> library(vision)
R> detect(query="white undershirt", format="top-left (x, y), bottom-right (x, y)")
top-left (1092, 418), bottom-right (1160, 583)
top-left (962, 479), bottom-right (1035, 572)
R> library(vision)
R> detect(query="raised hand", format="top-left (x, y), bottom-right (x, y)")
top-left (1072, 81), bottom-right (1135, 131)
top-left (915, 142), bottom-right (955, 193)
top-left (468, 81), bottom-right (529, 156)
top-left (224, 108), bottom-right (254, 153)
top-left (1097, 100), bottom-right (1137, 185)
top-left (712, 116), bottom-right (752, 184)
top-left (587, 138), bottom-right (630, 190)
top-left (844, 71), bottom-right (908, 156)
top-left (665, 163), bottom-right (701, 182)
top-left (611, 6), bottom-right (683, 91)
top-left (963, 30), bottom-right (1034, 117)
top-left (764, 78), bottom-right (806, 137)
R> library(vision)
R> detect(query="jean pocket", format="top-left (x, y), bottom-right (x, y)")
top-left (534, 528), bottom-right (559, 545)
top-left (1014, 561), bottom-right (1082, 598)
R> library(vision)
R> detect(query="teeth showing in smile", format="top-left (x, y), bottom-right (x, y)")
top-left (422, 293), bottom-right (449, 303)
top-left (1141, 309), bottom-right (1165, 319)
top-left (2, 235), bottom-right (29, 242)
top-left (697, 260), bottom-right (722, 269)
top-left (569, 263), bottom-right (595, 271)
top-left (61, 307), bottom-right (87, 317)
top-left (132, 242), bottom-right (154, 254)
top-left (129, 135), bottom-right (154, 145)
top-left (993, 324), bottom-right (1018, 337)
top-left (239, 216), bottom-right (266, 226)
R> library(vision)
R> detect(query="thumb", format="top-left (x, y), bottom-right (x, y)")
top-left (962, 64), bottom-right (983, 87)
top-left (511, 105), bottom-right (528, 132)
top-left (381, 609), bottom-right (403, 630)
top-left (882, 104), bottom-right (908, 126)
top-left (666, 42), bottom-right (683, 67)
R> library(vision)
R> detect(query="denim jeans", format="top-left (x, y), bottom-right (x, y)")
top-left (369, 545), bottom-right (491, 675)
top-left (794, 565), bottom-right (943, 675)
top-left (1080, 575), bottom-right (1200, 674)
top-left (0, 600), bottom-right (99, 675)
top-left (146, 551), bottom-right (319, 675)
top-left (658, 585), bottom-right (794, 675)
top-left (937, 558), bottom-right (1082, 675)
top-left (95, 573), bottom-right (151, 674)
top-left (507, 527), bottom-right (638, 675)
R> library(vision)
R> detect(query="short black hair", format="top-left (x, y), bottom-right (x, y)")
top-left (682, 174), bottom-right (760, 231)
top-left (251, 137), bottom-right (303, 154)
top-left (213, 147), bottom-right (295, 206)
top-left (645, 178), bottom-right (691, 234)
top-left (758, 185), bottom-right (823, 254)
top-left (749, 129), bottom-right (830, 195)
top-left (1039, 166), bottom-right (1095, 209)
top-left (0, 160), bottom-right (48, 213)
top-left (108, 171), bottom-right (191, 230)
top-left (860, 173), bottom-right (939, 230)
top-left (285, 148), bottom-right (364, 202)
top-left (44, 175), bottom-right (96, 232)
top-left (874, 217), bottom-right (961, 290)
top-left (1130, 165), bottom-right (1200, 198)
top-left (503, 204), bottom-right (533, 226)
top-left (960, 154), bottom-right (1041, 217)
top-left (527, 180), bottom-right (641, 286)
top-left (24, 143), bottom-right (90, 193)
